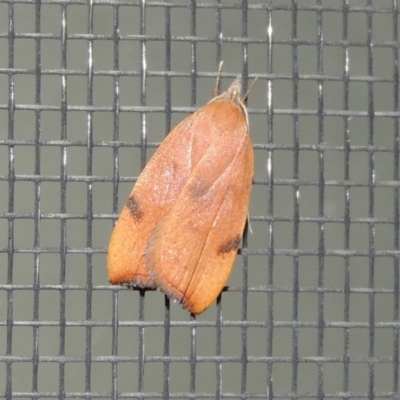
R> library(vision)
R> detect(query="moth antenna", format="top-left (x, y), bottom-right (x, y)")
top-left (213, 60), bottom-right (224, 97)
top-left (243, 77), bottom-right (258, 103)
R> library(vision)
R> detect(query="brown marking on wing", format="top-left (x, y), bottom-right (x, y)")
top-left (217, 235), bottom-right (241, 255)
top-left (126, 195), bottom-right (143, 222)
top-left (189, 179), bottom-right (210, 198)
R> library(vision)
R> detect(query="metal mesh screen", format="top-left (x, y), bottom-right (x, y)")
top-left (1, 1), bottom-right (399, 398)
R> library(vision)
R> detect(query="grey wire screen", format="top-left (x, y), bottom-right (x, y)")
top-left (1, 0), bottom-right (399, 399)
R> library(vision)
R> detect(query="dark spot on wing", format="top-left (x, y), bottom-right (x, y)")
top-left (189, 179), bottom-right (210, 198)
top-left (217, 235), bottom-right (241, 255)
top-left (127, 195), bottom-right (143, 222)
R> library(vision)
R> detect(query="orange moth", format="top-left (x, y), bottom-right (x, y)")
top-left (108, 69), bottom-right (254, 314)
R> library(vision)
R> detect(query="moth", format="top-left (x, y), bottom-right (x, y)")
top-left (108, 71), bottom-right (254, 314)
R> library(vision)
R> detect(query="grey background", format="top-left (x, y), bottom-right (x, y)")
top-left (0, 0), bottom-right (399, 398)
